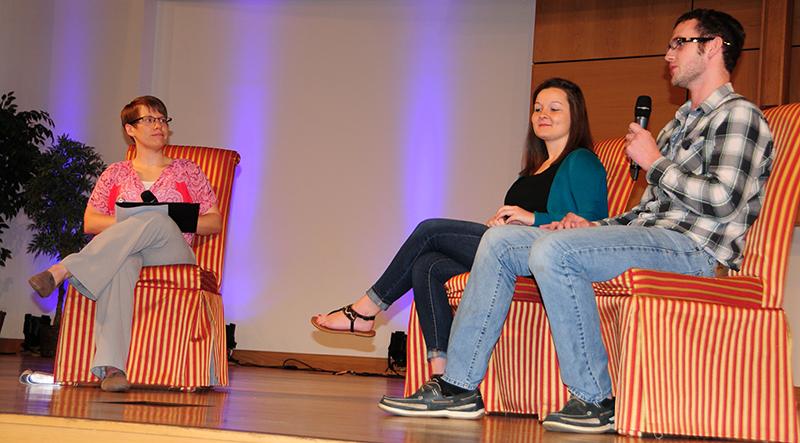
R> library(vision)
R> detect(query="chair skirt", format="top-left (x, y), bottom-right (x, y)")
top-left (615, 296), bottom-right (798, 442)
top-left (54, 264), bottom-right (228, 389)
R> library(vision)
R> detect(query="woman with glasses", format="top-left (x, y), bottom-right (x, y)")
top-left (28, 95), bottom-right (221, 392)
top-left (312, 78), bottom-right (609, 376)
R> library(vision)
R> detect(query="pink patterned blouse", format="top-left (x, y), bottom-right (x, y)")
top-left (88, 159), bottom-right (217, 244)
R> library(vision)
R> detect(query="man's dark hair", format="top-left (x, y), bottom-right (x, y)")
top-left (675, 9), bottom-right (745, 73)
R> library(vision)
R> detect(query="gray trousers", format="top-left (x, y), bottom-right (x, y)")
top-left (62, 211), bottom-right (196, 379)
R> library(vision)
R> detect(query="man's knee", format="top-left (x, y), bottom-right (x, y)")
top-left (528, 232), bottom-right (570, 273)
top-left (479, 226), bottom-right (522, 259)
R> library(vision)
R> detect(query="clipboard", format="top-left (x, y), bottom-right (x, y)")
top-left (115, 202), bottom-right (200, 233)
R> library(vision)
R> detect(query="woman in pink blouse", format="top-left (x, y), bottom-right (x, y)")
top-left (28, 96), bottom-right (221, 392)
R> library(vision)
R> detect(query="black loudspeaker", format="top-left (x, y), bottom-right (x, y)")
top-left (39, 322), bottom-right (57, 358)
top-left (226, 323), bottom-right (237, 360)
top-left (388, 331), bottom-right (407, 370)
top-left (22, 314), bottom-right (53, 355)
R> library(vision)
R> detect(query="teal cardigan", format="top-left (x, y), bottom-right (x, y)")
top-left (531, 148), bottom-right (609, 226)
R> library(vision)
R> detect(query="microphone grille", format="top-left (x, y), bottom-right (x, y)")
top-left (635, 95), bottom-right (652, 118)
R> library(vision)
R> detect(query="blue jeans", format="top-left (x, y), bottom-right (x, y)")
top-left (441, 224), bottom-right (717, 403)
top-left (367, 218), bottom-right (487, 359)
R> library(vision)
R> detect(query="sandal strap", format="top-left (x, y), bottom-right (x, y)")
top-left (326, 304), bottom-right (376, 333)
top-left (344, 304), bottom-right (376, 321)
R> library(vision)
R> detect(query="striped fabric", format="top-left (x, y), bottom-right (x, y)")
top-left (615, 286), bottom-right (796, 441)
top-left (136, 264), bottom-right (218, 292)
top-left (54, 145), bottom-right (239, 389)
top-left (612, 103), bottom-right (800, 441)
top-left (735, 104), bottom-right (800, 308)
top-left (594, 269), bottom-right (764, 308)
top-left (404, 137), bottom-right (635, 415)
top-left (149, 145), bottom-right (240, 290)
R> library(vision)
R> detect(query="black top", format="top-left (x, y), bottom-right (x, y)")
top-left (503, 157), bottom-right (563, 213)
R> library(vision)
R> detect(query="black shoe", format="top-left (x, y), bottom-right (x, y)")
top-left (378, 376), bottom-right (485, 419)
top-left (542, 396), bottom-right (615, 434)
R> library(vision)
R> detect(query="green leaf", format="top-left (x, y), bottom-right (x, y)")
top-left (23, 134), bottom-right (106, 261)
top-left (0, 91), bottom-right (53, 266)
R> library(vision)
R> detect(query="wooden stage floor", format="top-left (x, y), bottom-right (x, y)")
top-left (0, 354), bottom-right (758, 442)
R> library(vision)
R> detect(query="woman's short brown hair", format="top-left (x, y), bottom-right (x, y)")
top-left (120, 95), bottom-right (168, 127)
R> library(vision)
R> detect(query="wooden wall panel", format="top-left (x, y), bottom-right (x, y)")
top-left (754, 0), bottom-right (793, 106)
top-left (533, 0), bottom-right (689, 62)
top-left (794, 0), bottom-right (800, 46)
top-left (693, 0), bottom-right (762, 49)
top-left (729, 49), bottom-right (761, 102)
top-left (532, 57), bottom-right (685, 141)
top-left (791, 46), bottom-right (800, 103)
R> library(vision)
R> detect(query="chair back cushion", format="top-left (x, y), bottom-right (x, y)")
top-left (126, 145), bottom-right (240, 288)
top-left (733, 103), bottom-right (800, 308)
top-left (593, 137), bottom-right (634, 217)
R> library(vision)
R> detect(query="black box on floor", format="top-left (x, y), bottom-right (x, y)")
top-left (388, 331), bottom-right (406, 370)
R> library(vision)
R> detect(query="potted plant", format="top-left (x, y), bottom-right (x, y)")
top-left (0, 92), bottom-right (53, 267)
top-left (23, 135), bottom-right (105, 355)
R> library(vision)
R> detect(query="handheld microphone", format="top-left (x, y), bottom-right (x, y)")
top-left (630, 95), bottom-right (652, 180)
top-left (140, 190), bottom-right (158, 203)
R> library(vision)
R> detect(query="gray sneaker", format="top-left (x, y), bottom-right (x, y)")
top-left (542, 396), bottom-right (615, 434)
top-left (378, 376), bottom-right (485, 419)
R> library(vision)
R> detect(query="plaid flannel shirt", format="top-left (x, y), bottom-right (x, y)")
top-left (598, 83), bottom-right (774, 270)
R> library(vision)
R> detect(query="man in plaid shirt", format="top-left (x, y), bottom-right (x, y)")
top-left (379, 8), bottom-right (774, 434)
top-left (604, 81), bottom-right (773, 270)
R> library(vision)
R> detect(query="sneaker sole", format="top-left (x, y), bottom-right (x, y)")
top-left (378, 402), bottom-right (485, 419)
top-left (542, 420), bottom-right (615, 434)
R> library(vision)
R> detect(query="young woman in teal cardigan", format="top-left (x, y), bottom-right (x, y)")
top-left (312, 78), bottom-right (608, 375)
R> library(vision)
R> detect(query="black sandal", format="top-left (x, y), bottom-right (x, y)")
top-left (311, 304), bottom-right (376, 337)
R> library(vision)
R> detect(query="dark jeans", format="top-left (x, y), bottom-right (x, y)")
top-left (367, 218), bottom-right (487, 359)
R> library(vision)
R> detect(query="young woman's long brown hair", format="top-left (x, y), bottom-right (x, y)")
top-left (520, 78), bottom-right (594, 176)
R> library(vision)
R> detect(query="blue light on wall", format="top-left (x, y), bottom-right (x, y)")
top-left (218, 4), bottom-right (276, 321)
top-left (40, 1), bottom-right (96, 313)
top-left (393, 2), bottom-right (455, 314)
top-left (49, 1), bottom-right (91, 142)
top-left (402, 3), bottom-right (453, 232)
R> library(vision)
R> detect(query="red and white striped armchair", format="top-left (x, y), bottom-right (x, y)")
top-left (404, 136), bottom-right (636, 414)
top-left (607, 103), bottom-right (800, 441)
top-left (54, 145), bottom-right (240, 389)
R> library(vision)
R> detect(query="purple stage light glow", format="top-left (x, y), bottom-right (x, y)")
top-left (39, 1), bottom-right (96, 314)
top-left (401, 4), bottom-right (453, 233)
top-left (49, 1), bottom-right (91, 141)
top-left (395, 2), bottom-right (454, 313)
top-left (218, 4), bottom-right (277, 322)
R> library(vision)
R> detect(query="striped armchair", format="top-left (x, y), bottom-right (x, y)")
top-left (404, 136), bottom-right (636, 414)
top-left (54, 145), bottom-right (240, 389)
top-left (605, 104), bottom-right (800, 441)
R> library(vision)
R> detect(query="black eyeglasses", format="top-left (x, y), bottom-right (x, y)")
top-left (667, 36), bottom-right (731, 50)
top-left (129, 116), bottom-right (172, 126)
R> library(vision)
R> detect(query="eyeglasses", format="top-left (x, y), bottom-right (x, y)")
top-left (129, 116), bottom-right (172, 126)
top-left (667, 36), bottom-right (731, 50)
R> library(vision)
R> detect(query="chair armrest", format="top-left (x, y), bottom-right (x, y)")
top-left (594, 268), bottom-right (764, 309)
top-left (445, 273), bottom-right (542, 302)
top-left (137, 264), bottom-right (219, 292)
